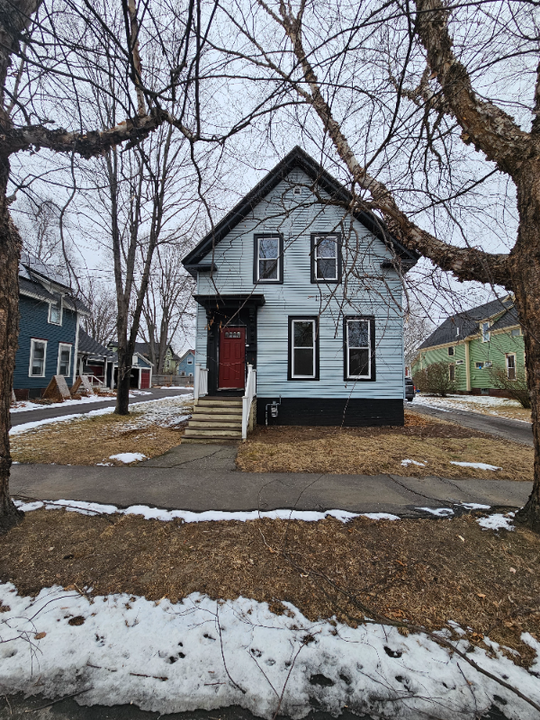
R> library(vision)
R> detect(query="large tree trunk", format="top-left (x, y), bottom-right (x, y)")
top-left (512, 168), bottom-right (540, 531)
top-left (0, 156), bottom-right (24, 532)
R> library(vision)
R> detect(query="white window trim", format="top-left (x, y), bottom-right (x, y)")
top-left (506, 353), bottom-right (517, 380)
top-left (481, 322), bottom-right (490, 342)
top-left (48, 297), bottom-right (63, 325)
top-left (313, 234), bottom-right (339, 281)
top-left (256, 235), bottom-right (281, 283)
top-left (57, 343), bottom-right (73, 376)
top-left (290, 318), bottom-right (317, 379)
top-left (346, 318), bottom-right (371, 379)
top-left (29, 339), bottom-right (48, 377)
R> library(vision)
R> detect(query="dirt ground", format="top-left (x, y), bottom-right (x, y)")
top-left (10, 412), bottom-right (188, 466)
top-left (237, 411), bottom-right (533, 481)
top-left (1, 508), bottom-right (538, 668)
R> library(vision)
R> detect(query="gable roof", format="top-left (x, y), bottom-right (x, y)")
top-left (418, 297), bottom-right (515, 350)
top-left (182, 146), bottom-right (419, 277)
top-left (19, 251), bottom-right (89, 314)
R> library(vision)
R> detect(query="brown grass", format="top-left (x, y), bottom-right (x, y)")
top-left (1, 508), bottom-right (538, 666)
top-left (237, 412), bottom-right (533, 481)
top-left (10, 412), bottom-right (186, 466)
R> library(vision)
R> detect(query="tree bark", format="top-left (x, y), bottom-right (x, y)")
top-left (511, 165), bottom-right (540, 530)
top-left (0, 153), bottom-right (24, 531)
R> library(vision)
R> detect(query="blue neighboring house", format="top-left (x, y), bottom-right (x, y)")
top-left (14, 252), bottom-right (89, 400)
top-left (177, 349), bottom-right (195, 379)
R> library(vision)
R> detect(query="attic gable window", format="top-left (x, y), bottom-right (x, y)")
top-left (48, 295), bottom-right (62, 325)
top-left (254, 234), bottom-right (283, 283)
top-left (311, 234), bottom-right (341, 283)
top-left (344, 316), bottom-right (376, 381)
top-left (481, 322), bottom-right (490, 342)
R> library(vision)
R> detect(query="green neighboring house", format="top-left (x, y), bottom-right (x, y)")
top-left (411, 297), bottom-right (525, 395)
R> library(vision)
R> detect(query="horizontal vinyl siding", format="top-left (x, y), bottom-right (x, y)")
top-left (195, 305), bottom-right (208, 367)
top-left (469, 333), bottom-right (525, 387)
top-left (14, 295), bottom-right (78, 390)
top-left (197, 169), bottom-right (404, 400)
top-left (414, 343), bottom-right (467, 392)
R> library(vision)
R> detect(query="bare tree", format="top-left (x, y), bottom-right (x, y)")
top-left (80, 280), bottom-right (117, 347)
top-left (0, 0), bottom-right (206, 530)
top-left (210, 0), bottom-right (540, 530)
top-left (140, 243), bottom-right (195, 374)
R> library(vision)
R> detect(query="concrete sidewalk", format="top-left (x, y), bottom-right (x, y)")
top-left (10, 443), bottom-right (531, 516)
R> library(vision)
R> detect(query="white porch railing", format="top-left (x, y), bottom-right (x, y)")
top-left (194, 362), bottom-right (209, 402)
top-left (242, 364), bottom-right (257, 440)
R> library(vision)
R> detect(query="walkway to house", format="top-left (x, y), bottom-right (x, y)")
top-left (10, 442), bottom-right (531, 516)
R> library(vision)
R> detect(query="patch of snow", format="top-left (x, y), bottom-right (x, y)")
top-left (477, 513), bottom-right (515, 532)
top-left (417, 507), bottom-right (454, 517)
top-left (12, 500), bottom-right (401, 525)
top-left (461, 503), bottom-right (491, 510)
top-left (451, 461), bottom-right (501, 471)
top-left (0, 583), bottom-right (538, 719)
top-left (401, 459), bottom-right (426, 467)
top-left (10, 395), bottom-right (193, 436)
top-left (109, 453), bottom-right (147, 464)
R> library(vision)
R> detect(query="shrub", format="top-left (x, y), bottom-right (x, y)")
top-left (489, 366), bottom-right (531, 408)
top-left (413, 361), bottom-right (457, 397)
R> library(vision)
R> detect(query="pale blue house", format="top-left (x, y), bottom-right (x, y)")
top-left (177, 349), bottom-right (195, 379)
top-left (182, 147), bottom-right (418, 427)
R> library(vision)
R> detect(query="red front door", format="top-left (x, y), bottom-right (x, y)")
top-left (218, 327), bottom-right (245, 389)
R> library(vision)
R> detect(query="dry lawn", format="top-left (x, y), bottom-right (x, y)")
top-left (10, 412), bottom-right (187, 466)
top-left (237, 412), bottom-right (533, 481)
top-left (1, 508), bottom-right (538, 667)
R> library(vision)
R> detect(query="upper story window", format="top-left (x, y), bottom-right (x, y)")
top-left (48, 295), bottom-right (62, 325)
top-left (311, 234), bottom-right (341, 283)
top-left (511, 328), bottom-right (521, 337)
top-left (57, 343), bottom-right (72, 376)
top-left (344, 316), bottom-right (375, 381)
top-left (288, 317), bottom-right (319, 380)
top-left (481, 322), bottom-right (490, 342)
top-left (254, 234), bottom-right (283, 283)
top-left (448, 346), bottom-right (455, 356)
top-left (29, 339), bottom-right (47, 377)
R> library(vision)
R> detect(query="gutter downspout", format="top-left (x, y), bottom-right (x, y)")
top-left (465, 339), bottom-right (471, 392)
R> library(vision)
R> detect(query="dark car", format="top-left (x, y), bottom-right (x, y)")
top-left (405, 377), bottom-right (415, 402)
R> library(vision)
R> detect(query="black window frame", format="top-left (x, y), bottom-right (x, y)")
top-left (343, 316), bottom-right (376, 382)
top-left (448, 346), bottom-right (455, 356)
top-left (311, 233), bottom-right (342, 284)
top-left (253, 233), bottom-right (284, 284)
top-left (288, 316), bottom-right (320, 381)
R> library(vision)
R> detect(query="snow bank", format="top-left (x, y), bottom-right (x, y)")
top-left (401, 459), bottom-right (426, 467)
top-left (477, 512), bottom-right (516, 531)
top-left (0, 584), bottom-right (537, 719)
top-left (12, 499), bottom-right (399, 524)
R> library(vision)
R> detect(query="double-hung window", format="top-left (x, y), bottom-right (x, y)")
top-left (29, 339), bottom-right (47, 377)
top-left (254, 234), bottom-right (283, 283)
top-left (344, 317), bottom-right (375, 381)
top-left (289, 317), bottom-right (319, 380)
top-left (311, 234), bottom-right (341, 283)
top-left (57, 343), bottom-right (72, 376)
top-left (506, 353), bottom-right (516, 380)
top-left (481, 322), bottom-right (490, 342)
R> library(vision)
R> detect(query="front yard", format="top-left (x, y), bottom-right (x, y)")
top-left (237, 411), bottom-right (533, 481)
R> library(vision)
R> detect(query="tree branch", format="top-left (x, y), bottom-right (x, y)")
top-left (414, 0), bottom-right (530, 175)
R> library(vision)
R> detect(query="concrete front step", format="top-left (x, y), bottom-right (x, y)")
top-left (184, 429), bottom-right (242, 439)
top-left (188, 421), bottom-right (241, 430)
top-left (182, 437), bottom-right (240, 444)
top-left (191, 413), bottom-right (242, 422)
top-left (186, 397), bottom-right (244, 442)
